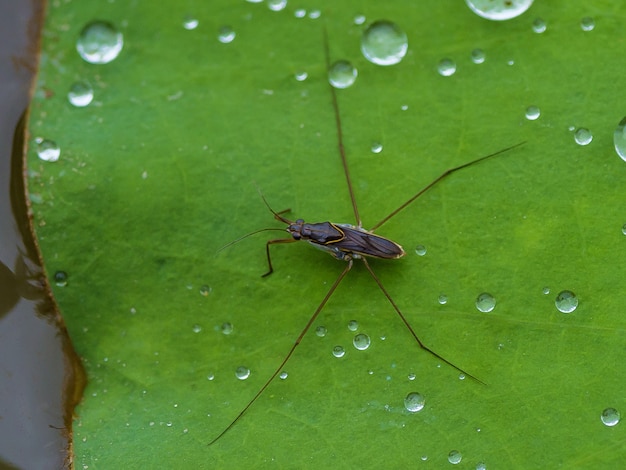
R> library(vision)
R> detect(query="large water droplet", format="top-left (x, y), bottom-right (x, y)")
top-left (613, 117), bottom-right (626, 162)
top-left (525, 105), bottom-right (541, 120)
top-left (36, 138), bottom-right (60, 162)
top-left (601, 407), bottom-right (621, 427)
top-left (217, 26), bottom-right (236, 44)
top-left (235, 366), bottom-right (250, 380)
top-left (437, 58), bottom-right (456, 77)
top-left (555, 290), bottom-right (578, 313)
top-left (574, 128), bottom-right (593, 146)
top-left (353, 333), bottom-right (371, 350)
top-left (68, 81), bottom-right (94, 107)
top-left (76, 21), bottom-right (123, 64)
top-left (465, 0), bottom-right (534, 21)
top-left (476, 292), bottom-right (496, 313)
top-left (580, 17), bottom-right (595, 31)
top-left (328, 60), bottom-right (358, 89)
top-left (361, 20), bottom-right (408, 66)
top-left (448, 449), bottom-right (463, 465)
top-left (404, 392), bottom-right (425, 412)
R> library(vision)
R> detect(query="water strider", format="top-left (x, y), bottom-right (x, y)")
top-left (210, 30), bottom-right (525, 445)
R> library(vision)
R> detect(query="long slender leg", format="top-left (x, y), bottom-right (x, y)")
top-left (361, 258), bottom-right (485, 385)
top-left (323, 27), bottom-right (361, 228)
top-left (262, 238), bottom-right (297, 277)
top-left (370, 141), bottom-right (526, 231)
top-left (209, 259), bottom-right (354, 445)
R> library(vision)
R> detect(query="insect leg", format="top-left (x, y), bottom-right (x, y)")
top-left (370, 141), bottom-right (526, 231)
top-left (262, 238), bottom-right (297, 277)
top-left (361, 258), bottom-right (485, 384)
top-left (208, 259), bottom-right (354, 445)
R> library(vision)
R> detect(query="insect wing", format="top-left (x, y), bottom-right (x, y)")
top-left (334, 224), bottom-right (405, 259)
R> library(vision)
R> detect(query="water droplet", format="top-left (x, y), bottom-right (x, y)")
top-left (36, 138), bottom-right (60, 162)
top-left (448, 449), bottom-right (463, 465)
top-left (438, 294), bottom-right (448, 305)
top-left (532, 17), bottom-right (546, 33)
top-left (192, 324), bottom-right (202, 333)
top-left (267, 0), bottom-right (287, 12)
top-left (471, 48), bottom-right (486, 64)
top-left (542, 286), bottom-right (551, 295)
top-left (408, 373), bottom-right (416, 381)
top-left (207, 373), bottom-right (215, 381)
top-left (354, 14), bottom-right (366, 25)
top-left (200, 285), bottom-right (212, 296)
top-left (353, 333), bottom-right (371, 350)
top-left (421, 455), bottom-right (428, 461)
top-left (361, 20), bottom-right (408, 66)
top-left (574, 127), bottom-right (593, 145)
top-left (415, 245), bottom-right (427, 256)
top-left (221, 322), bottom-right (233, 335)
top-left (371, 141), bottom-right (383, 154)
top-left (555, 290), bottom-right (578, 313)
top-left (315, 325), bottom-right (327, 337)
top-left (437, 58), bottom-right (456, 77)
top-left (68, 81), bottom-right (93, 107)
top-left (279, 371), bottom-right (288, 380)
top-left (54, 271), bottom-right (68, 287)
top-left (476, 462), bottom-right (487, 470)
top-left (76, 21), bottom-right (123, 64)
top-left (613, 117), bottom-right (626, 162)
top-left (476, 292), bottom-right (496, 313)
top-left (294, 71), bottom-right (308, 82)
top-left (347, 320), bottom-right (359, 331)
top-left (525, 105), bottom-right (541, 120)
top-left (294, 9), bottom-right (306, 19)
top-left (622, 223), bottom-right (626, 235)
top-left (182, 16), bottom-right (199, 30)
top-left (328, 60), bottom-right (358, 89)
top-left (217, 26), bottom-right (235, 44)
top-left (601, 407), bottom-right (621, 427)
top-left (464, 0), bottom-right (534, 21)
top-left (308, 10), bottom-right (321, 19)
top-left (580, 16), bottom-right (595, 31)
top-left (459, 373), bottom-right (466, 380)
top-left (235, 366), bottom-right (250, 380)
top-left (332, 345), bottom-right (345, 358)
top-left (404, 392), bottom-right (425, 412)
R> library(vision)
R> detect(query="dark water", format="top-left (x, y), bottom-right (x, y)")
top-left (0, 2), bottom-right (85, 468)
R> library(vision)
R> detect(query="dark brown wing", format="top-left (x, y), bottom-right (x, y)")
top-left (331, 224), bottom-right (405, 259)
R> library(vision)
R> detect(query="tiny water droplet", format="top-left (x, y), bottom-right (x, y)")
top-left (476, 462), bottom-right (487, 470)
top-left (476, 292), bottom-right (496, 313)
top-left (354, 14), bottom-right (366, 25)
top-left (182, 16), bottom-right (199, 30)
top-left (294, 71), bottom-right (308, 82)
top-left (574, 128), bottom-right (593, 146)
top-left (580, 16), bottom-right (595, 31)
top-left (459, 373), bottom-right (466, 380)
top-left (36, 139), bottom-right (60, 162)
top-left (622, 223), bottom-right (626, 235)
top-left (612, 117), bottom-right (626, 162)
top-left (532, 17), bottom-right (546, 33)
top-left (437, 58), bottom-right (456, 76)
top-left (448, 449), bottom-right (463, 465)
top-left (471, 48), bottom-right (485, 64)
top-left (68, 81), bottom-right (94, 107)
top-left (217, 26), bottom-right (235, 44)
top-left (555, 290), bottom-right (578, 313)
top-left (221, 322), bottom-right (233, 335)
top-left (415, 245), bottom-right (427, 256)
top-left (353, 333), bottom-right (371, 350)
top-left (192, 324), bottom-right (202, 333)
top-left (279, 371), bottom-right (288, 380)
top-left (328, 60), bottom-right (358, 89)
top-left (408, 373), bottom-right (416, 381)
top-left (308, 10), bottom-right (321, 19)
top-left (267, 0), bottom-right (287, 12)
top-left (465, 0), bottom-right (534, 21)
top-left (332, 345), bottom-right (345, 358)
top-left (76, 21), bottom-right (123, 64)
top-left (542, 286), bottom-right (551, 295)
top-left (207, 373), bottom-right (215, 381)
top-left (601, 407), bottom-right (621, 427)
top-left (315, 325), bottom-right (327, 337)
top-left (404, 392), bottom-right (425, 412)
top-left (294, 9), bottom-right (306, 18)
top-left (525, 105), bottom-right (541, 120)
top-left (361, 20), bottom-right (408, 66)
top-left (371, 141), bottom-right (383, 154)
top-left (200, 285), bottom-right (212, 296)
top-left (235, 366), bottom-right (250, 380)
top-left (438, 294), bottom-right (448, 305)
top-left (347, 320), bottom-right (359, 331)
top-left (54, 271), bottom-right (68, 287)
top-left (421, 455), bottom-right (428, 461)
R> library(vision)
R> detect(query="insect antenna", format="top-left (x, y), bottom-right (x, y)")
top-left (216, 227), bottom-right (287, 253)
top-left (370, 141), bottom-right (527, 231)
